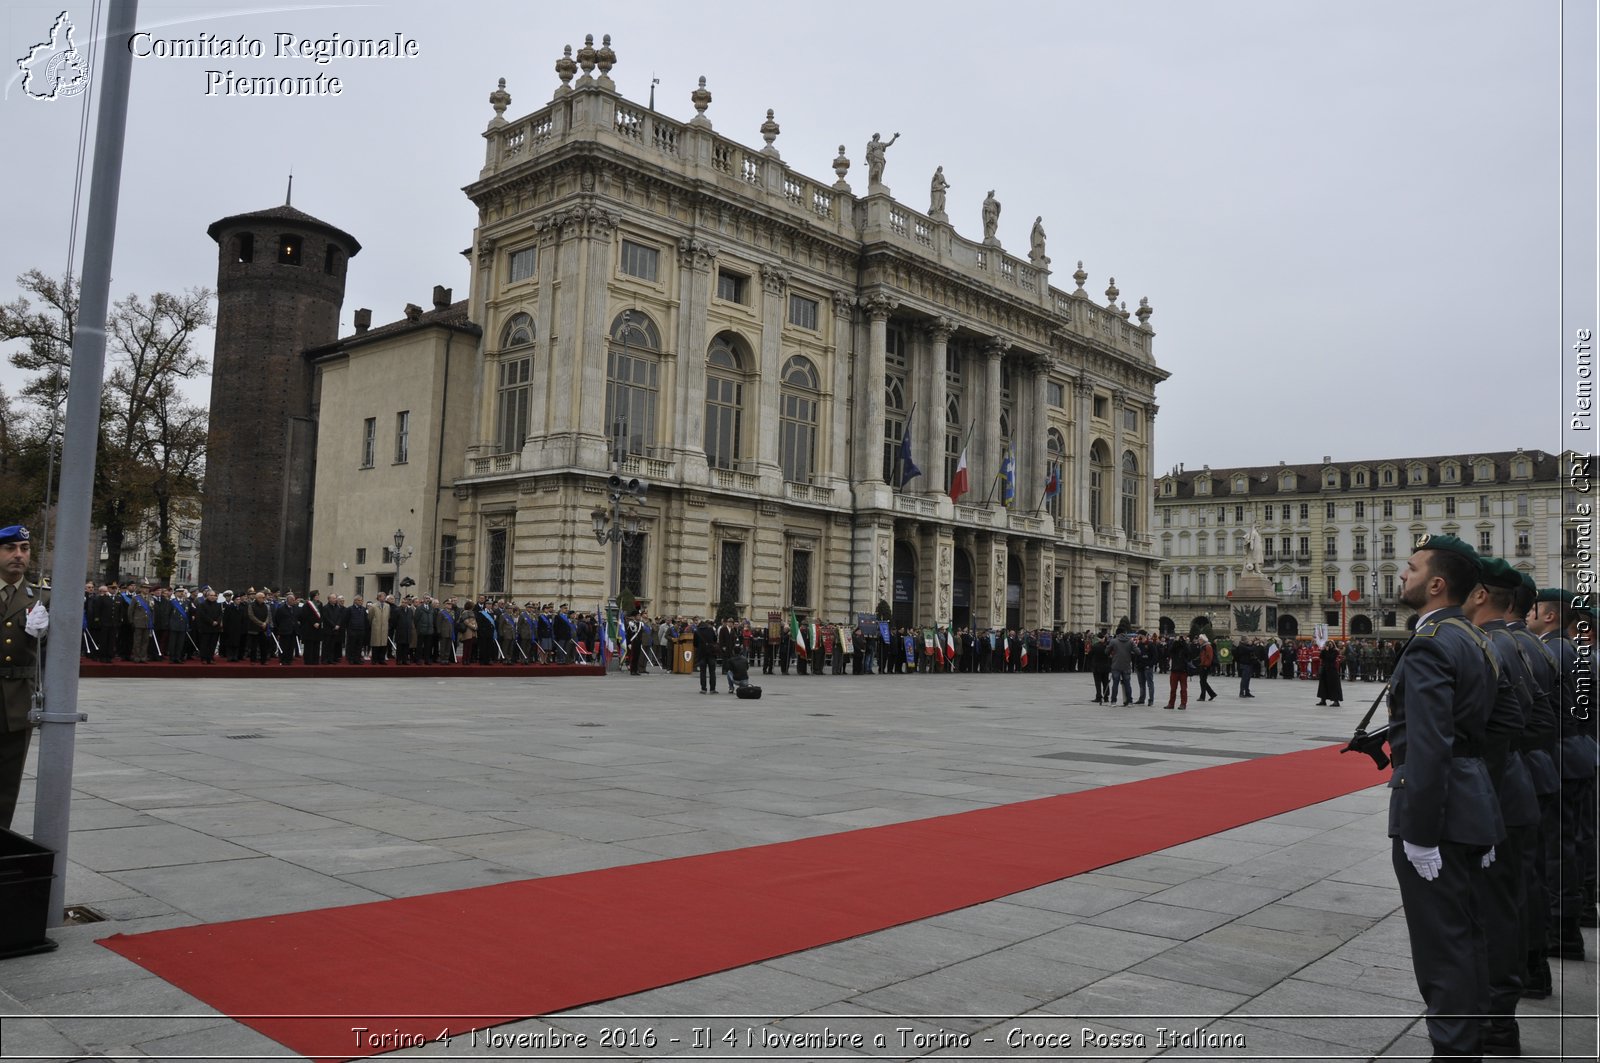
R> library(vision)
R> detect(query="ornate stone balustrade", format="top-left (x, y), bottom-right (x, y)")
top-left (785, 481), bottom-right (835, 505)
top-left (711, 468), bottom-right (759, 493)
top-left (469, 452), bottom-right (521, 477)
top-left (620, 454), bottom-right (674, 481)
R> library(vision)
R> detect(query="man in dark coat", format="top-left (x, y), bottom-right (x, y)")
top-left (694, 618), bottom-right (719, 694)
top-left (272, 592), bottom-right (301, 665)
top-left (194, 588), bottom-right (224, 663)
top-left (299, 590), bottom-right (325, 665)
top-left (345, 595), bottom-right (369, 663)
top-left (323, 594), bottom-right (347, 665)
top-left (1316, 642), bottom-right (1344, 706)
top-left (1388, 534), bottom-right (1504, 1060)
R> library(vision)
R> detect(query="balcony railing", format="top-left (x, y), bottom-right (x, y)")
top-left (469, 452), bottom-right (521, 477)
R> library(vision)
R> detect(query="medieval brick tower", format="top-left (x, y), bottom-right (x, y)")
top-left (200, 198), bottom-right (360, 592)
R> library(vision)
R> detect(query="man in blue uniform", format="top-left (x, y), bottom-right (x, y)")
top-left (1389, 534), bottom-right (1504, 1061)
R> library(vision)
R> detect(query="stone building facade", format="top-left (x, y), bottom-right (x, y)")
top-left (306, 40), bottom-right (1167, 629)
top-left (201, 202), bottom-right (360, 593)
top-left (1154, 447), bottom-right (1575, 639)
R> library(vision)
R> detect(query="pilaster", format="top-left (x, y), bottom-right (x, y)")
top-left (755, 264), bottom-right (791, 493)
top-left (673, 238), bottom-right (717, 484)
top-left (923, 318), bottom-right (953, 497)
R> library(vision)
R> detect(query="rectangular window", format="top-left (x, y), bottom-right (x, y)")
top-left (1355, 500), bottom-right (1365, 519)
top-left (715, 270), bottom-right (747, 304)
top-left (1196, 572), bottom-right (1208, 596)
top-left (790, 548), bottom-right (812, 608)
top-left (1299, 503), bottom-right (1309, 521)
top-left (1235, 505), bottom-right (1244, 522)
top-left (1047, 381), bottom-right (1064, 407)
top-left (497, 357), bottom-right (532, 454)
top-left (1479, 495), bottom-right (1490, 514)
top-left (1281, 504), bottom-right (1291, 520)
top-left (356, 547), bottom-right (367, 565)
top-left (438, 535), bottom-right (457, 585)
top-left (1383, 532), bottom-right (1394, 557)
top-left (1299, 536), bottom-right (1309, 556)
top-left (787, 294), bottom-right (819, 330)
top-left (719, 541), bottom-right (744, 609)
top-left (381, 546), bottom-right (392, 564)
top-left (621, 535), bottom-right (647, 602)
top-left (1354, 535), bottom-right (1366, 558)
top-left (1325, 575), bottom-right (1337, 598)
top-left (485, 528), bottom-right (508, 593)
top-left (1099, 580), bottom-right (1111, 624)
top-left (1412, 497), bottom-right (1424, 517)
top-left (354, 575), bottom-right (365, 599)
top-left (1326, 501), bottom-right (1336, 519)
top-left (1129, 584), bottom-right (1141, 623)
top-left (1516, 493), bottom-right (1528, 516)
top-left (1445, 496), bottom-right (1456, 516)
top-left (361, 417), bottom-right (376, 468)
top-left (1162, 508), bottom-right (1171, 527)
top-left (1264, 537), bottom-right (1275, 557)
top-left (509, 247), bottom-right (537, 282)
top-left (606, 349), bottom-right (659, 458)
top-left (1383, 499), bottom-right (1393, 518)
top-left (1326, 535), bottom-right (1338, 556)
top-left (394, 410), bottom-right (410, 464)
top-left (1093, 395), bottom-right (1108, 419)
top-left (1162, 573), bottom-right (1172, 598)
top-left (1280, 536), bottom-right (1292, 557)
top-left (1123, 407), bottom-right (1137, 432)
top-left (1517, 529), bottom-right (1530, 554)
top-left (619, 239), bottom-right (659, 281)
top-left (1216, 506), bottom-right (1226, 523)
top-left (1054, 577), bottom-right (1065, 623)
top-left (1384, 574), bottom-right (1395, 597)
top-left (1479, 530), bottom-right (1493, 554)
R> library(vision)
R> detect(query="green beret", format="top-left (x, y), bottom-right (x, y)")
top-left (1535, 587), bottom-right (1574, 605)
top-left (1413, 533), bottom-right (1481, 568)
top-left (1520, 572), bottom-right (1538, 596)
top-left (1477, 556), bottom-right (1523, 590)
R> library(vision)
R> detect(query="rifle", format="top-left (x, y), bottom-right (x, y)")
top-left (1341, 634), bottom-right (1416, 770)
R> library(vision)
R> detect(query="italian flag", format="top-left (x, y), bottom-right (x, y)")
top-left (790, 612), bottom-right (808, 658)
top-left (948, 445), bottom-right (970, 504)
top-left (1020, 640), bottom-right (1029, 668)
top-left (944, 626), bottom-right (957, 662)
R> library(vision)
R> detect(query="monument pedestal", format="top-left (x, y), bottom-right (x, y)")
top-left (1228, 571), bottom-right (1279, 637)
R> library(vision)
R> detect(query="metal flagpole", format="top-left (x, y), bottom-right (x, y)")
top-left (34, 0), bottom-right (140, 928)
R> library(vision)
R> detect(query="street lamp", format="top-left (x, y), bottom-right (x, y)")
top-left (392, 528), bottom-right (415, 597)
top-left (592, 477), bottom-right (647, 668)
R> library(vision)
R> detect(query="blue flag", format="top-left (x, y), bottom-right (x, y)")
top-left (1000, 449), bottom-right (1016, 508)
top-left (898, 409), bottom-right (922, 487)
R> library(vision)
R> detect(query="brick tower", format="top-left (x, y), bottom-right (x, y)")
top-left (200, 196), bottom-right (360, 592)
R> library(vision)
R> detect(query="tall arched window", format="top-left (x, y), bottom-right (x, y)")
top-left (1121, 450), bottom-right (1141, 534)
top-left (780, 355), bottom-right (820, 484)
top-left (1045, 429), bottom-right (1066, 519)
top-left (605, 311), bottom-right (661, 460)
top-left (704, 333), bottom-right (747, 470)
top-left (1089, 440), bottom-right (1110, 528)
top-left (496, 313), bottom-right (535, 454)
top-left (881, 325), bottom-right (908, 484)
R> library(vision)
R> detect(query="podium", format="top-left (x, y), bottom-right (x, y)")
top-left (672, 633), bottom-right (696, 675)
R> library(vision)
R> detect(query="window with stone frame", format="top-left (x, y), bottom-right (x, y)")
top-left (621, 534), bottom-right (647, 602)
top-left (605, 312), bottom-right (662, 459)
top-left (788, 293), bottom-right (819, 330)
top-left (718, 540), bottom-right (743, 610)
top-left (361, 417), bottom-right (376, 468)
top-left (780, 355), bottom-right (820, 484)
top-left (881, 325), bottom-right (909, 484)
top-left (438, 536), bottom-right (457, 585)
top-left (1121, 450), bottom-right (1140, 534)
top-left (1089, 440), bottom-right (1110, 528)
top-left (508, 247), bottom-right (537, 283)
top-left (484, 527), bottom-right (508, 593)
top-left (619, 239), bottom-right (659, 281)
top-left (704, 334), bottom-right (746, 471)
top-left (790, 547), bottom-right (812, 608)
top-left (394, 410), bottom-right (410, 464)
top-left (1045, 429), bottom-right (1066, 519)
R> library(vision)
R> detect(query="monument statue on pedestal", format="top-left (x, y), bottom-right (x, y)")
top-left (1244, 523), bottom-right (1264, 573)
top-left (865, 131), bottom-right (899, 186)
top-left (982, 190), bottom-right (1001, 242)
top-left (929, 166), bottom-right (948, 217)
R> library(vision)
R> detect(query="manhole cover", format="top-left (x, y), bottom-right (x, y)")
top-left (62, 905), bottom-right (107, 924)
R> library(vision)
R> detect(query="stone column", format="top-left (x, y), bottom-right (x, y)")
top-left (1111, 388), bottom-right (1128, 543)
top-left (922, 318), bottom-right (953, 496)
top-left (756, 264), bottom-right (791, 491)
top-left (1144, 402), bottom-right (1159, 547)
top-left (1073, 377), bottom-right (1094, 532)
top-left (1030, 356), bottom-right (1051, 516)
top-left (673, 238), bottom-right (717, 481)
top-left (574, 207), bottom-right (620, 471)
top-left (828, 292), bottom-right (856, 491)
top-left (856, 294), bottom-right (897, 484)
top-left (982, 338), bottom-right (1005, 505)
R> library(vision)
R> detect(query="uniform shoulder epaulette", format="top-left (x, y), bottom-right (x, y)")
top-left (1438, 615), bottom-right (1499, 677)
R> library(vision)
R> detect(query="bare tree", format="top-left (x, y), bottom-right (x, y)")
top-left (0, 271), bottom-right (213, 584)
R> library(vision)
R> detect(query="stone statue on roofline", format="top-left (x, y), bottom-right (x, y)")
top-left (929, 166), bottom-right (948, 218)
top-left (981, 190), bottom-right (1001, 243)
top-left (865, 131), bottom-right (899, 186)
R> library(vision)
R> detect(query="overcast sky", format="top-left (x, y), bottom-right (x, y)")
top-left (2, 0), bottom-right (1592, 474)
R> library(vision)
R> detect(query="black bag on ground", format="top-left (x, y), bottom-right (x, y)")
top-left (735, 684), bottom-right (762, 700)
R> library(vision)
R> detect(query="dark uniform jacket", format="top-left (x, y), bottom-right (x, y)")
top-left (1, 581), bottom-right (45, 733)
top-left (1386, 606), bottom-right (1504, 848)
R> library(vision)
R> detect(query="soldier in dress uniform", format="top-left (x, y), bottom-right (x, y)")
top-left (1463, 556), bottom-right (1542, 1055)
top-left (1389, 534), bottom-right (1504, 1060)
top-left (1526, 586), bottom-right (1596, 961)
top-left (299, 589), bottom-right (324, 665)
top-left (0, 525), bottom-right (49, 829)
top-left (272, 592), bottom-right (300, 665)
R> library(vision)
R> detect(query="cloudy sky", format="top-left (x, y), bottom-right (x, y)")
top-left (1, 0), bottom-right (1592, 474)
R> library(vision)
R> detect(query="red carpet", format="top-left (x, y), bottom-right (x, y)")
top-left (79, 659), bottom-right (603, 679)
top-left (101, 743), bottom-right (1381, 1062)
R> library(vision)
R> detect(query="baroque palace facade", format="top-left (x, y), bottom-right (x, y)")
top-left (306, 40), bottom-right (1167, 628)
top-left (1154, 448), bottom-right (1578, 639)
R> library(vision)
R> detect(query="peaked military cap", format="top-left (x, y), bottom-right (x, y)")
top-left (1413, 533), bottom-right (1480, 568)
top-left (1477, 556), bottom-right (1523, 590)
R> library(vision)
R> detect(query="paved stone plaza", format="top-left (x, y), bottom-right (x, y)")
top-left (1, 667), bottom-right (1595, 1061)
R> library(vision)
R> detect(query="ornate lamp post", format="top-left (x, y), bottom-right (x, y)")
top-left (592, 477), bottom-right (646, 667)
top-left (392, 528), bottom-right (414, 597)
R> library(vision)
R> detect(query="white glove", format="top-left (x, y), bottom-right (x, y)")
top-left (1404, 841), bottom-right (1442, 881)
top-left (24, 602), bottom-right (48, 637)
top-left (1481, 846), bottom-right (1496, 869)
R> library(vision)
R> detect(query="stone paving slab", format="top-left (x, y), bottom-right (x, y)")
top-left (2, 670), bottom-right (1594, 1061)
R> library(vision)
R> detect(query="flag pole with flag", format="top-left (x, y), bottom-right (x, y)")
top-left (789, 610), bottom-right (808, 662)
top-left (1037, 464), bottom-right (1060, 515)
top-left (1000, 447), bottom-right (1017, 508)
top-left (948, 421), bottom-right (974, 504)
top-left (898, 402), bottom-right (922, 488)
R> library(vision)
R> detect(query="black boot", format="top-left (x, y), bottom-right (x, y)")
top-left (1549, 917), bottom-right (1586, 960)
top-left (1481, 1017), bottom-right (1520, 1057)
top-left (1523, 950), bottom-right (1552, 999)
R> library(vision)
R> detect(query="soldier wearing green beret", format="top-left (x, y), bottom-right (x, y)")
top-left (1389, 534), bottom-right (1504, 1060)
top-left (1526, 585), bottom-right (1596, 960)
top-left (1462, 556), bottom-right (1544, 1052)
